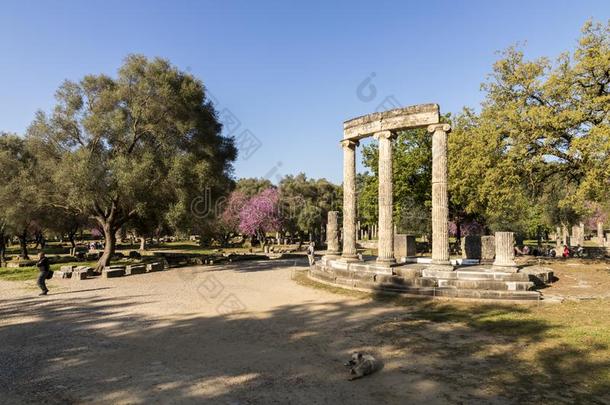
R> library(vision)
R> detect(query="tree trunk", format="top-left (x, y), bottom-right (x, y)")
top-left (19, 230), bottom-right (29, 259)
top-left (221, 232), bottom-right (232, 247)
top-left (68, 232), bottom-right (76, 249)
top-left (0, 233), bottom-right (6, 266)
top-left (33, 232), bottom-right (40, 250)
top-left (139, 236), bottom-right (146, 251)
top-left (95, 223), bottom-right (117, 273)
top-left (256, 231), bottom-right (266, 249)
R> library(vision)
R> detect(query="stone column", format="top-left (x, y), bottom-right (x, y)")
top-left (492, 232), bottom-right (518, 272)
top-left (428, 124), bottom-right (453, 268)
top-left (481, 235), bottom-right (496, 264)
top-left (562, 224), bottom-right (569, 246)
top-left (375, 130), bottom-right (395, 264)
top-left (571, 225), bottom-right (578, 246)
top-left (325, 211), bottom-right (340, 256)
top-left (341, 140), bottom-right (358, 260)
top-left (555, 226), bottom-right (561, 246)
top-left (597, 222), bottom-right (604, 245)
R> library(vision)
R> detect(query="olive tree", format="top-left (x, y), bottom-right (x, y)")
top-left (28, 55), bottom-right (236, 271)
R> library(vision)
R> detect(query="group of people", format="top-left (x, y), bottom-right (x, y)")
top-left (88, 241), bottom-right (104, 250)
top-left (538, 244), bottom-right (584, 258)
top-left (560, 244), bottom-right (584, 258)
top-left (514, 243), bottom-right (586, 259)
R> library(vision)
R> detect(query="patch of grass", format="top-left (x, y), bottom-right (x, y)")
top-left (153, 242), bottom-right (258, 255)
top-left (0, 266), bottom-right (38, 281)
top-left (4, 242), bottom-right (71, 256)
top-left (0, 259), bottom-right (136, 281)
top-left (295, 270), bottom-right (610, 402)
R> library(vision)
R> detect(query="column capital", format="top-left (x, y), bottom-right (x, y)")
top-left (427, 123), bottom-right (451, 133)
top-left (373, 130), bottom-right (395, 141)
top-left (340, 139), bottom-right (359, 148)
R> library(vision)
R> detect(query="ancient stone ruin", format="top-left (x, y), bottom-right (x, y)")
top-left (311, 104), bottom-right (553, 300)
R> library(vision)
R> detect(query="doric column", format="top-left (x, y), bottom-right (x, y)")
top-left (492, 231), bottom-right (518, 272)
top-left (571, 225), bottom-right (578, 245)
top-left (480, 235), bottom-right (496, 264)
top-left (555, 226), bottom-right (562, 249)
top-left (375, 130), bottom-right (395, 264)
top-left (597, 222), bottom-right (604, 245)
top-left (341, 139), bottom-right (358, 260)
top-left (325, 211), bottom-right (340, 256)
top-left (428, 123), bottom-right (452, 267)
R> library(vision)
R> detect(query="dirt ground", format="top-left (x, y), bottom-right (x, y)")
top-left (524, 258), bottom-right (610, 300)
top-left (0, 258), bottom-right (608, 404)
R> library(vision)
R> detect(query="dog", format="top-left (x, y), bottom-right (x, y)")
top-left (344, 352), bottom-right (379, 380)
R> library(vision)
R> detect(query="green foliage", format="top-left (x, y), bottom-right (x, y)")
top-left (278, 173), bottom-right (341, 240)
top-left (235, 178), bottom-right (273, 199)
top-left (26, 55), bottom-right (236, 267)
top-left (449, 20), bottom-right (610, 235)
top-left (359, 127), bottom-right (433, 235)
top-left (0, 133), bottom-right (44, 257)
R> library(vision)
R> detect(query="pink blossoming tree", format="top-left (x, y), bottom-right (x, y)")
top-left (215, 190), bottom-right (248, 246)
top-left (239, 188), bottom-right (282, 247)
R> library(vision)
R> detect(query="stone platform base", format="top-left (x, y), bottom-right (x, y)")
top-left (310, 257), bottom-right (551, 301)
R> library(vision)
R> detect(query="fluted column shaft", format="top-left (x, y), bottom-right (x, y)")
top-left (556, 226), bottom-right (562, 248)
top-left (493, 231), bottom-right (518, 272)
top-left (428, 124), bottom-right (451, 265)
top-left (375, 131), bottom-right (395, 264)
top-left (341, 140), bottom-right (358, 260)
top-left (326, 211), bottom-right (340, 255)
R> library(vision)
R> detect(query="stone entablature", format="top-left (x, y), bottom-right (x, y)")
top-left (343, 104), bottom-right (440, 140)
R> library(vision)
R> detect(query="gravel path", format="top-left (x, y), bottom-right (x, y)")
top-left (0, 259), bottom-right (427, 404)
top-left (2, 258), bottom-right (575, 404)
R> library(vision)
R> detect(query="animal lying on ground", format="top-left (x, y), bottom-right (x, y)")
top-left (344, 352), bottom-right (379, 380)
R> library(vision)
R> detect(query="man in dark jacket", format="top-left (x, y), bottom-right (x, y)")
top-left (36, 252), bottom-right (50, 296)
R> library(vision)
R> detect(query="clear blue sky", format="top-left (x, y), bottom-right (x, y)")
top-left (1, 0), bottom-right (608, 183)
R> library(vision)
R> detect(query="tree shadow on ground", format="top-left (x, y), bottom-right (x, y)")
top-left (0, 278), bottom-right (608, 404)
top-left (176, 258), bottom-right (307, 275)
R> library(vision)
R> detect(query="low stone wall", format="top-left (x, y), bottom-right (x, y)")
top-left (125, 264), bottom-right (147, 275)
top-left (309, 258), bottom-right (545, 301)
top-left (6, 260), bottom-right (36, 268)
top-left (103, 266), bottom-right (126, 278)
top-left (581, 247), bottom-right (608, 258)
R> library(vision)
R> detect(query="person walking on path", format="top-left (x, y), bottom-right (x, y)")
top-left (36, 252), bottom-right (50, 296)
top-left (307, 242), bottom-right (315, 266)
